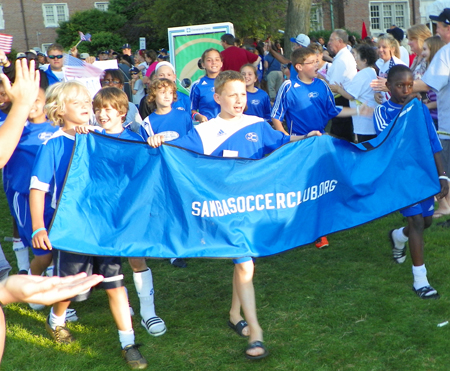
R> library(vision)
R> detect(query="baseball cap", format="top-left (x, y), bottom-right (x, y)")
top-left (289, 34), bottom-right (310, 48)
top-left (122, 43), bottom-right (131, 49)
top-left (386, 27), bottom-right (404, 43)
top-left (155, 61), bottom-right (175, 74)
top-left (16, 52), bottom-right (26, 59)
top-left (129, 67), bottom-right (140, 74)
top-left (80, 53), bottom-right (90, 60)
top-left (430, 8), bottom-right (450, 25)
top-left (25, 49), bottom-right (37, 56)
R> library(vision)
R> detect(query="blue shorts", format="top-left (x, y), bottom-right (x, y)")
top-left (400, 197), bottom-right (434, 218)
top-left (4, 188), bottom-right (53, 256)
top-left (233, 257), bottom-right (253, 264)
top-left (54, 249), bottom-right (123, 302)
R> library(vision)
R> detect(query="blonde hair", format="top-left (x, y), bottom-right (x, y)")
top-left (45, 81), bottom-right (91, 127)
top-left (424, 35), bottom-right (446, 65)
top-left (378, 34), bottom-right (400, 59)
top-left (407, 24), bottom-right (432, 51)
top-left (214, 70), bottom-right (244, 95)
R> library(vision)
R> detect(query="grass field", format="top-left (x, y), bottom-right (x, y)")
top-left (1, 189), bottom-right (450, 371)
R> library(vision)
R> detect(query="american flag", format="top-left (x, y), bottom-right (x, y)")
top-left (64, 54), bottom-right (104, 79)
top-left (78, 31), bottom-right (91, 42)
top-left (0, 33), bottom-right (13, 53)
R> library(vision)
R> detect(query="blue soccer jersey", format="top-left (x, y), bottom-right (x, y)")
top-left (190, 75), bottom-right (220, 120)
top-left (271, 75), bottom-right (342, 135)
top-left (98, 127), bottom-right (144, 141)
top-left (30, 130), bottom-right (76, 209)
top-left (245, 88), bottom-right (271, 121)
top-left (173, 91), bottom-right (191, 112)
top-left (373, 100), bottom-right (442, 153)
top-left (3, 121), bottom-right (58, 194)
top-left (171, 114), bottom-right (290, 159)
top-left (140, 108), bottom-right (193, 141)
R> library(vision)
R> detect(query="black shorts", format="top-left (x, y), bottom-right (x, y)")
top-left (53, 249), bottom-right (124, 302)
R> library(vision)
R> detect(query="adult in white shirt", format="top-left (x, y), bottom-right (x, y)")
top-left (327, 29), bottom-right (357, 141)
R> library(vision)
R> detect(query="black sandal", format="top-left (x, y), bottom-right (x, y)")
top-left (227, 320), bottom-right (249, 337)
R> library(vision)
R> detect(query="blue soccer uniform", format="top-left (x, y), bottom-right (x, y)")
top-left (173, 91), bottom-right (191, 112)
top-left (140, 109), bottom-right (193, 141)
top-left (271, 75), bottom-right (342, 135)
top-left (245, 88), bottom-right (271, 121)
top-left (190, 75), bottom-right (220, 120)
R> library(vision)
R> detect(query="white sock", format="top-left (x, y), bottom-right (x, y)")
top-left (394, 227), bottom-right (408, 243)
top-left (412, 264), bottom-right (430, 290)
top-left (170, 258), bottom-right (176, 264)
top-left (13, 238), bottom-right (29, 271)
top-left (0, 244), bottom-right (11, 281)
top-left (133, 269), bottom-right (156, 319)
top-left (49, 307), bottom-right (66, 330)
top-left (118, 328), bottom-right (135, 349)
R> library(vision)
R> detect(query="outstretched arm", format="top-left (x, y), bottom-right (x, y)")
top-left (0, 59), bottom-right (39, 168)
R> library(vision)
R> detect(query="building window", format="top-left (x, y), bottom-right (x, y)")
top-left (94, 2), bottom-right (109, 11)
top-left (370, 2), bottom-right (408, 32)
top-left (42, 3), bottom-right (69, 27)
top-left (0, 5), bottom-right (4, 29)
top-left (310, 5), bottom-right (324, 32)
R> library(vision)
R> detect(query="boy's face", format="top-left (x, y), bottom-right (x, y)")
top-left (214, 80), bottom-right (247, 120)
top-left (156, 66), bottom-right (176, 82)
top-left (155, 87), bottom-right (174, 109)
top-left (59, 94), bottom-right (92, 128)
top-left (295, 54), bottom-right (319, 81)
top-left (95, 103), bottom-right (126, 133)
top-left (0, 84), bottom-right (11, 112)
top-left (28, 89), bottom-right (47, 123)
top-left (386, 72), bottom-right (414, 105)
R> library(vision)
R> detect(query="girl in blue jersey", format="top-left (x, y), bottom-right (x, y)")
top-left (30, 82), bottom-right (147, 368)
top-left (240, 64), bottom-right (271, 121)
top-left (190, 48), bottom-right (222, 123)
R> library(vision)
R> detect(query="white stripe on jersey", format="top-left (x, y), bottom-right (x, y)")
top-left (195, 114), bottom-right (264, 155)
top-left (43, 128), bottom-right (74, 145)
top-left (271, 80), bottom-right (292, 121)
top-left (142, 116), bottom-right (155, 137)
top-left (374, 106), bottom-right (389, 133)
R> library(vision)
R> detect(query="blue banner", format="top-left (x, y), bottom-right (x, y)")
top-left (49, 100), bottom-right (439, 258)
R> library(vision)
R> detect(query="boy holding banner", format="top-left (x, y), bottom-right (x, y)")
top-left (149, 70), bottom-right (320, 360)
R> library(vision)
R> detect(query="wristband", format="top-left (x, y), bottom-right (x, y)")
top-left (439, 176), bottom-right (450, 181)
top-left (192, 112), bottom-right (198, 120)
top-left (31, 227), bottom-right (47, 238)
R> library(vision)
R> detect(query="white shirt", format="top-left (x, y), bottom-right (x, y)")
top-left (327, 47), bottom-right (357, 89)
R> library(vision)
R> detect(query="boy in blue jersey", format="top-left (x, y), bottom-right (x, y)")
top-left (140, 79), bottom-right (193, 141)
top-left (149, 70), bottom-right (321, 360)
top-left (30, 82), bottom-right (148, 369)
top-left (3, 88), bottom-right (59, 309)
top-left (374, 65), bottom-right (448, 299)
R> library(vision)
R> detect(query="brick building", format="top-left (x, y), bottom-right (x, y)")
top-left (0, 0), bottom-right (109, 53)
top-left (311, 0), bottom-right (437, 37)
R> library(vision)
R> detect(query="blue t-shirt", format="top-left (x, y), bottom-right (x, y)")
top-left (245, 89), bottom-right (271, 121)
top-left (271, 75), bottom-right (342, 135)
top-left (171, 114), bottom-right (290, 159)
top-left (190, 75), bottom-right (220, 120)
top-left (265, 54), bottom-right (282, 74)
top-left (4, 121), bottom-right (58, 194)
top-left (140, 109), bottom-right (193, 141)
top-left (373, 100), bottom-right (442, 154)
top-left (30, 130), bottom-right (75, 209)
top-left (173, 91), bottom-right (191, 112)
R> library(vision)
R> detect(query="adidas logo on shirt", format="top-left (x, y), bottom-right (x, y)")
top-left (294, 83), bottom-right (301, 88)
top-left (201, 81), bottom-right (208, 85)
top-left (217, 129), bottom-right (226, 136)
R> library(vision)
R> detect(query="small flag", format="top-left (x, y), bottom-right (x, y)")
top-left (64, 53), bottom-right (104, 79)
top-left (361, 22), bottom-right (368, 40)
top-left (78, 31), bottom-right (91, 42)
top-left (0, 33), bottom-right (13, 53)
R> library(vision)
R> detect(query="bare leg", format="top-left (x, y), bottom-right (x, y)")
top-left (229, 268), bottom-right (250, 336)
top-left (52, 300), bottom-right (71, 317)
top-left (107, 287), bottom-right (132, 331)
top-left (30, 253), bottom-right (52, 276)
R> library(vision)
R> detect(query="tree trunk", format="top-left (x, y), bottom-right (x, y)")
top-left (284, 0), bottom-right (312, 60)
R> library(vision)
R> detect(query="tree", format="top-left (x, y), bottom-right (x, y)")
top-left (284, 0), bottom-right (312, 60)
top-left (56, 9), bottom-right (127, 54)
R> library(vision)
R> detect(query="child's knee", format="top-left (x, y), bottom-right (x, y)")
top-left (424, 216), bottom-right (433, 229)
top-left (408, 214), bottom-right (425, 232)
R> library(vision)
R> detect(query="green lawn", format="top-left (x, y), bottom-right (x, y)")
top-left (1, 189), bottom-right (450, 371)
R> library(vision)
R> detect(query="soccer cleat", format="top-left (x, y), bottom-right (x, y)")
top-left (45, 316), bottom-right (74, 344)
top-left (389, 229), bottom-right (406, 264)
top-left (65, 308), bottom-right (78, 322)
top-left (315, 236), bottom-right (329, 249)
top-left (141, 316), bottom-right (167, 337)
top-left (122, 344), bottom-right (148, 369)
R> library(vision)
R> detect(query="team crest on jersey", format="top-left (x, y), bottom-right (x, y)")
top-left (38, 132), bottom-right (55, 141)
top-left (160, 131), bottom-right (179, 141)
top-left (251, 99), bottom-right (260, 105)
top-left (308, 92), bottom-right (319, 98)
top-left (210, 87), bottom-right (215, 92)
top-left (245, 132), bottom-right (258, 142)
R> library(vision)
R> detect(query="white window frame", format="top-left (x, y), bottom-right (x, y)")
top-left (94, 2), bottom-right (109, 11)
top-left (42, 3), bottom-right (69, 28)
top-left (310, 4), bottom-right (324, 32)
top-left (0, 5), bottom-right (5, 29)
top-left (370, 1), bottom-right (409, 34)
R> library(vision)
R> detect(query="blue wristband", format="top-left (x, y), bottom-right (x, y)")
top-left (31, 227), bottom-right (47, 238)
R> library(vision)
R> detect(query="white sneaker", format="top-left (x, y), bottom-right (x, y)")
top-left (65, 308), bottom-right (78, 322)
top-left (29, 302), bottom-right (45, 311)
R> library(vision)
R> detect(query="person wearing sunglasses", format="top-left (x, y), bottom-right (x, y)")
top-left (43, 43), bottom-right (65, 86)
